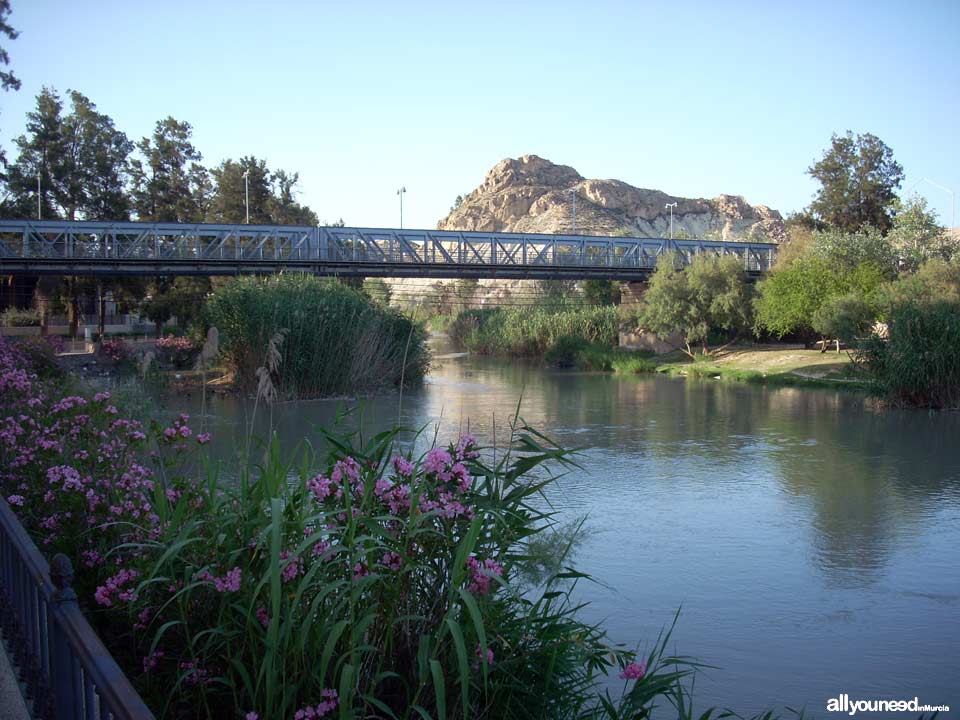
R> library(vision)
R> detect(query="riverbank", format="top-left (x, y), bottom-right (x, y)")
top-left (653, 346), bottom-right (873, 390)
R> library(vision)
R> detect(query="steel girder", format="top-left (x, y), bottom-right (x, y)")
top-left (0, 220), bottom-right (776, 277)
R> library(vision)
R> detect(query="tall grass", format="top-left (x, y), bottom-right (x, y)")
top-left (857, 300), bottom-right (960, 408)
top-left (545, 335), bottom-right (657, 374)
top-left (204, 274), bottom-right (429, 398)
top-left (448, 306), bottom-right (619, 357)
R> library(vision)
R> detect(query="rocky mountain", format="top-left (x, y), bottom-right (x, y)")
top-left (438, 155), bottom-right (786, 242)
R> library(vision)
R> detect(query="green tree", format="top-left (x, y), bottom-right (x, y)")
top-left (0, 0), bottom-right (20, 184)
top-left (141, 276), bottom-right (210, 337)
top-left (5, 87), bottom-right (65, 219)
top-left (270, 169), bottom-right (318, 225)
top-left (755, 254), bottom-right (885, 340)
top-left (888, 196), bottom-right (953, 272)
top-left (581, 279), bottom-right (620, 306)
top-left (810, 226), bottom-right (898, 278)
top-left (807, 131), bottom-right (903, 234)
top-left (130, 117), bottom-right (211, 222)
top-left (7, 89), bottom-right (133, 220)
top-left (0, 0), bottom-right (18, 93)
top-left (639, 253), bottom-right (754, 358)
top-left (208, 156), bottom-right (272, 224)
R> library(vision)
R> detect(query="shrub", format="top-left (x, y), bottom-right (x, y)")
top-left (155, 334), bottom-right (199, 369)
top-left (12, 336), bottom-right (63, 378)
top-left (545, 335), bottom-right (656, 373)
top-left (99, 337), bottom-right (134, 363)
top-left (449, 306), bottom-right (619, 357)
top-left (857, 300), bottom-right (960, 409)
top-left (0, 306), bottom-right (40, 326)
top-left (204, 274), bottom-right (428, 398)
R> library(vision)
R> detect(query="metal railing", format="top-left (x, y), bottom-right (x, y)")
top-left (0, 498), bottom-right (154, 720)
top-left (0, 220), bottom-right (777, 278)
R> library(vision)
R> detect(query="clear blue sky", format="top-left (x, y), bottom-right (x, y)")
top-left (2, 0), bottom-right (958, 229)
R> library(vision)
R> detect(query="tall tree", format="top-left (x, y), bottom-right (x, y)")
top-left (0, 0), bottom-right (18, 92)
top-left (807, 131), bottom-right (903, 234)
top-left (208, 156), bottom-right (273, 224)
top-left (208, 158), bottom-right (318, 225)
top-left (0, 0), bottom-right (20, 186)
top-left (130, 118), bottom-right (210, 222)
top-left (270, 169), bottom-right (318, 225)
top-left (5, 86), bottom-right (64, 219)
top-left (6, 88), bottom-right (132, 220)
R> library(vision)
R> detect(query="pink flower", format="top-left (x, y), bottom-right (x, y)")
top-left (142, 649), bottom-right (164, 673)
top-left (423, 448), bottom-right (452, 475)
top-left (196, 432), bottom-right (211, 444)
top-left (6, 494), bottom-right (23, 506)
top-left (256, 606), bottom-right (270, 628)
top-left (466, 556), bottom-right (503, 595)
top-left (392, 455), bottom-right (415, 477)
top-left (280, 550), bottom-right (303, 583)
top-left (381, 551), bottom-right (402, 571)
top-left (619, 661), bottom-right (647, 680)
top-left (352, 562), bottom-right (368, 581)
top-left (213, 567), bottom-right (242, 593)
top-left (245, 714), bottom-right (259, 720)
top-left (475, 643), bottom-right (494, 667)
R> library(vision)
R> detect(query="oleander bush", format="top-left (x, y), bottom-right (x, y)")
top-left (155, 334), bottom-right (200, 369)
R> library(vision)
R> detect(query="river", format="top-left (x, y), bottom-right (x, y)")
top-left (147, 339), bottom-right (960, 716)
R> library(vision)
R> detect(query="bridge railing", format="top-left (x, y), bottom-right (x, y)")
top-left (0, 498), bottom-right (154, 720)
top-left (0, 220), bottom-right (776, 274)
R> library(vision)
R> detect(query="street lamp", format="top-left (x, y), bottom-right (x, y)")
top-left (242, 170), bottom-right (250, 224)
top-left (907, 177), bottom-right (956, 229)
top-left (36, 171), bottom-right (41, 220)
top-left (569, 189), bottom-right (577, 234)
top-left (665, 202), bottom-right (678, 240)
top-left (397, 186), bottom-right (406, 229)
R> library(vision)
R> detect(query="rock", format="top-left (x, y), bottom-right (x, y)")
top-left (439, 154), bottom-right (786, 242)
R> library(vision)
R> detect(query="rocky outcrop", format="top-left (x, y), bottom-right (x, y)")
top-left (439, 154), bottom-right (786, 242)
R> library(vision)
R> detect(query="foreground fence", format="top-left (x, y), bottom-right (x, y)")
top-left (0, 498), bottom-right (154, 719)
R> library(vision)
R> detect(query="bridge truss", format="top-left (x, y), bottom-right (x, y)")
top-left (0, 220), bottom-right (776, 280)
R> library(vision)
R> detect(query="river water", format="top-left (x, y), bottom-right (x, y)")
top-left (153, 340), bottom-right (960, 716)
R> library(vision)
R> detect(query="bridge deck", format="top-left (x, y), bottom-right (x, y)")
top-left (0, 220), bottom-right (776, 279)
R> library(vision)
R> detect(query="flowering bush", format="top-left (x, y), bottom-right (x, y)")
top-left (0, 335), bottom-right (700, 719)
top-left (99, 337), bottom-right (134, 363)
top-left (155, 334), bottom-right (199, 369)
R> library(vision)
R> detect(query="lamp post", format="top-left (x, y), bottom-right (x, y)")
top-left (908, 177), bottom-right (956, 230)
top-left (37, 172), bottom-right (41, 220)
top-left (242, 170), bottom-right (250, 224)
top-left (569, 189), bottom-right (577, 234)
top-left (397, 186), bottom-right (406, 229)
top-left (665, 202), bottom-right (678, 240)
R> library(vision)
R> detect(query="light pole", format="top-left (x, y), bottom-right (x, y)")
top-left (569, 189), bottom-right (577, 234)
top-left (665, 202), bottom-right (678, 240)
top-left (908, 177), bottom-right (956, 229)
top-left (36, 172), bottom-right (41, 220)
top-left (397, 186), bottom-right (406, 229)
top-left (242, 170), bottom-right (250, 224)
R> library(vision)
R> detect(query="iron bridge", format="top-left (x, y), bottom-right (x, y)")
top-left (0, 220), bottom-right (777, 280)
